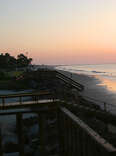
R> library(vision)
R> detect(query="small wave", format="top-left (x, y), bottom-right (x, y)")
top-left (75, 69), bottom-right (85, 72)
top-left (70, 69), bottom-right (86, 72)
top-left (91, 71), bottom-right (106, 74)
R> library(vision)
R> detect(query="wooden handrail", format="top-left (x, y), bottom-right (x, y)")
top-left (56, 71), bottom-right (83, 86)
top-left (0, 103), bottom-right (116, 155)
top-left (0, 104), bottom-right (59, 156)
top-left (56, 71), bottom-right (84, 91)
top-left (59, 107), bottom-right (116, 155)
top-left (0, 91), bottom-right (51, 99)
top-left (0, 91), bottom-right (54, 109)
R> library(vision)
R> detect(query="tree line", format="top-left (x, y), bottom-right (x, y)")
top-left (0, 53), bottom-right (32, 69)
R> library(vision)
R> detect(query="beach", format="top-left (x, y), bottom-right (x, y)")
top-left (57, 69), bottom-right (116, 111)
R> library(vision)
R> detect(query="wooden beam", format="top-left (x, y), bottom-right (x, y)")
top-left (0, 100), bottom-right (60, 111)
top-left (37, 113), bottom-right (46, 156)
top-left (16, 113), bottom-right (24, 156)
top-left (60, 107), bottom-right (116, 154)
top-left (0, 128), bottom-right (3, 156)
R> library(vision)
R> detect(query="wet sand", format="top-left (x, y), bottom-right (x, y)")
top-left (57, 70), bottom-right (116, 107)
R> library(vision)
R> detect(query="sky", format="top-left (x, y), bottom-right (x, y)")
top-left (1, 0), bottom-right (116, 65)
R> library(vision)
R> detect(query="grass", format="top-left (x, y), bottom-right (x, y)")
top-left (0, 71), bottom-right (26, 90)
top-left (8, 71), bottom-right (24, 77)
top-left (0, 71), bottom-right (24, 80)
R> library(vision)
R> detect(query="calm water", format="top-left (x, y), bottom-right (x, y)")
top-left (56, 64), bottom-right (116, 93)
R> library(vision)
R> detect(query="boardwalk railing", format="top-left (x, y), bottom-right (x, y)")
top-left (58, 107), bottom-right (116, 156)
top-left (56, 71), bottom-right (84, 91)
top-left (0, 103), bottom-right (59, 156)
top-left (82, 95), bottom-right (116, 115)
top-left (0, 91), bottom-right (54, 109)
top-left (0, 102), bottom-right (116, 155)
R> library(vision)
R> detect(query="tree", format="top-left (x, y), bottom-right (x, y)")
top-left (5, 53), bottom-right (17, 68)
top-left (0, 53), bottom-right (16, 69)
top-left (0, 53), bottom-right (32, 70)
top-left (17, 53), bottom-right (32, 68)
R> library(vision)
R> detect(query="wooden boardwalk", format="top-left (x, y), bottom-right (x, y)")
top-left (0, 91), bottom-right (116, 155)
top-left (56, 70), bottom-right (84, 91)
top-left (0, 91), bottom-right (54, 109)
top-left (0, 90), bottom-right (116, 126)
top-left (0, 69), bottom-right (116, 155)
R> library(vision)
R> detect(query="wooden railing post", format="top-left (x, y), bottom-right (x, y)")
top-left (104, 102), bottom-right (107, 112)
top-left (16, 113), bottom-right (24, 156)
top-left (60, 107), bottom-right (116, 156)
top-left (52, 92), bottom-right (55, 102)
top-left (67, 118), bottom-right (72, 156)
top-left (37, 95), bottom-right (39, 103)
top-left (2, 98), bottom-right (5, 108)
top-left (57, 109), bottom-right (65, 156)
top-left (108, 151), bottom-right (116, 156)
top-left (0, 128), bottom-right (3, 156)
top-left (19, 96), bottom-right (22, 105)
top-left (37, 113), bottom-right (46, 156)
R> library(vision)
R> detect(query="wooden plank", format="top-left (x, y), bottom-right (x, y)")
top-left (65, 103), bottom-right (116, 126)
top-left (0, 107), bottom-right (58, 116)
top-left (0, 128), bottom-right (3, 156)
top-left (56, 71), bottom-right (84, 89)
top-left (0, 91), bottom-right (51, 98)
top-left (75, 104), bottom-right (116, 125)
top-left (2, 97), bottom-right (5, 108)
top-left (19, 96), bottom-right (22, 105)
top-left (0, 99), bottom-right (60, 110)
top-left (68, 119), bottom-right (72, 156)
top-left (16, 113), bottom-right (24, 156)
top-left (71, 123), bottom-right (75, 155)
top-left (60, 107), bottom-right (116, 154)
top-left (57, 109), bottom-right (65, 156)
top-left (78, 128), bottom-right (83, 156)
top-left (73, 125), bottom-right (78, 155)
top-left (56, 75), bottom-right (83, 91)
top-left (37, 113), bottom-right (46, 156)
top-left (64, 114), bottom-right (68, 156)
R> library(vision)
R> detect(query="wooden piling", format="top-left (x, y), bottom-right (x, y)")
top-left (0, 128), bottom-right (3, 156)
top-left (37, 113), bottom-right (46, 156)
top-left (16, 113), bottom-right (24, 156)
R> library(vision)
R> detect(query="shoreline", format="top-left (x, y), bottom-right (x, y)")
top-left (57, 69), bottom-right (116, 106)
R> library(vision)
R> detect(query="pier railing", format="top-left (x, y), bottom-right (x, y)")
top-left (56, 71), bottom-right (84, 91)
top-left (82, 95), bottom-right (116, 115)
top-left (0, 102), bottom-right (116, 155)
top-left (58, 107), bottom-right (116, 156)
top-left (0, 104), bottom-right (59, 156)
top-left (0, 91), bottom-right (54, 109)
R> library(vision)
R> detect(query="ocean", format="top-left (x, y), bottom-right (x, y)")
top-left (56, 64), bottom-right (116, 78)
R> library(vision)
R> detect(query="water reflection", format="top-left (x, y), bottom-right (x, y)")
top-left (98, 77), bottom-right (116, 93)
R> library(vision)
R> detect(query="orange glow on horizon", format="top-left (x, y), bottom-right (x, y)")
top-left (1, 0), bottom-right (116, 64)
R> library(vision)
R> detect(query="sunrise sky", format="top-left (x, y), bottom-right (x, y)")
top-left (1, 0), bottom-right (116, 65)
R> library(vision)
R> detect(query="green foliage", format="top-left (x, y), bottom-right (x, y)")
top-left (0, 70), bottom-right (24, 81)
top-left (0, 71), bottom-right (11, 80)
top-left (8, 71), bottom-right (23, 77)
top-left (0, 71), bottom-right (5, 80)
